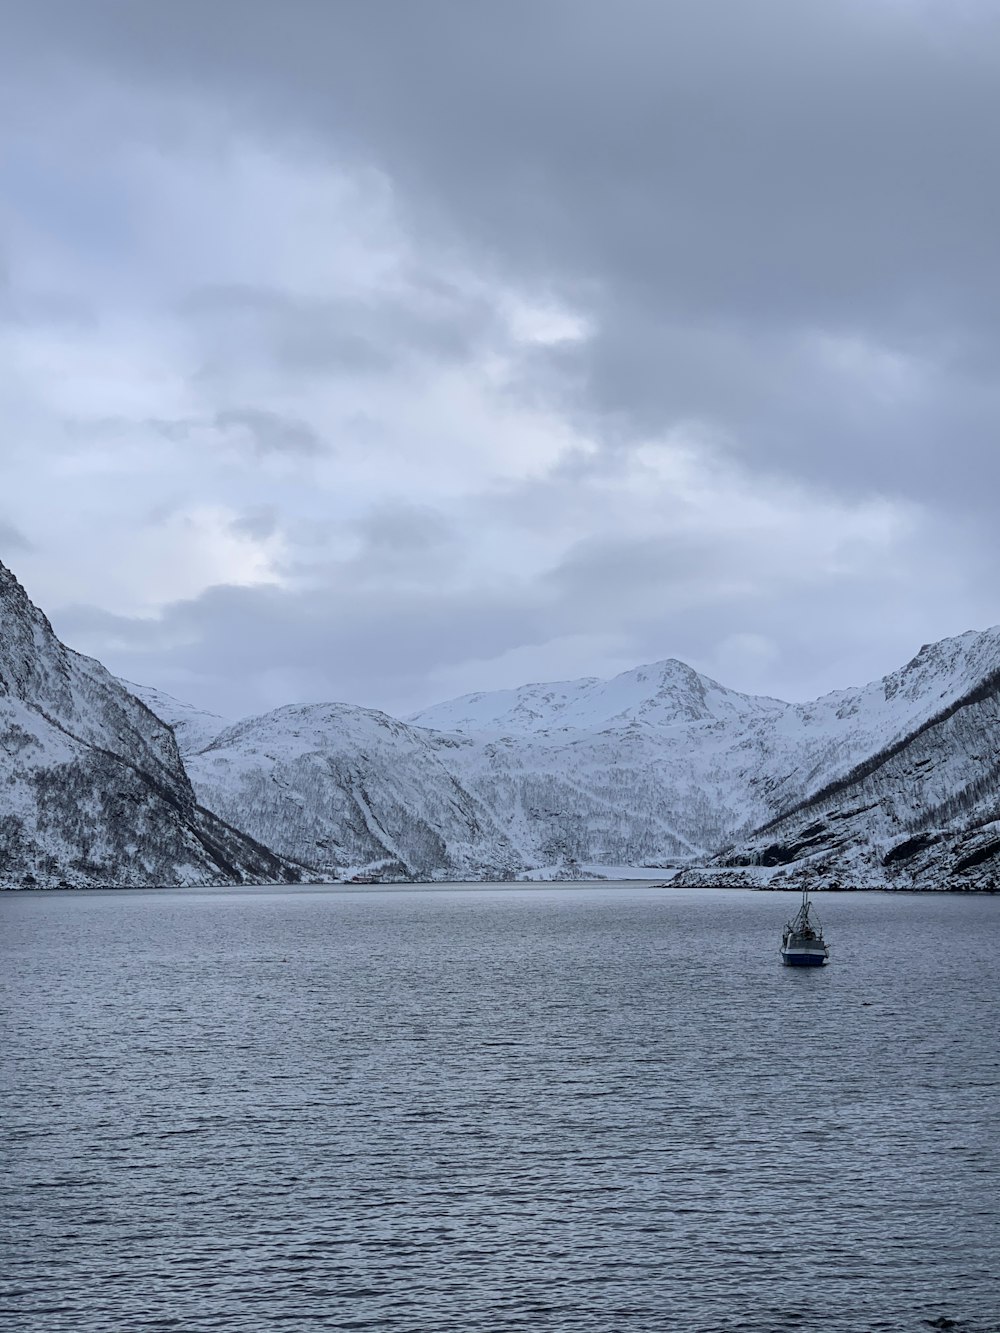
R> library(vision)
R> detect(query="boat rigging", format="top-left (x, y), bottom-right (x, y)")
top-left (780, 887), bottom-right (830, 966)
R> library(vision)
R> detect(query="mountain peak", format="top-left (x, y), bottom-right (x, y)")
top-left (407, 655), bottom-right (786, 735)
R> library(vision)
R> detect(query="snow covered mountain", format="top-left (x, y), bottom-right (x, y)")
top-left (133, 631), bottom-right (1000, 888)
top-left (0, 562), bottom-right (301, 888)
top-left (407, 659), bottom-right (787, 733)
top-left (131, 665), bottom-right (797, 878)
top-left (9, 547), bottom-right (992, 890)
top-left (120, 681), bottom-right (231, 756)
top-left (159, 701), bottom-right (526, 881)
top-left (706, 635), bottom-right (1000, 890)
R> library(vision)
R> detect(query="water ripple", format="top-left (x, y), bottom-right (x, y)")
top-left (2, 885), bottom-right (998, 1332)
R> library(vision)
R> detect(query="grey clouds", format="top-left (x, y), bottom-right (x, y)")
top-left (1, 1), bottom-right (998, 717)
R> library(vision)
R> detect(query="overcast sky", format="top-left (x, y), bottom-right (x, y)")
top-left (2, 0), bottom-right (999, 719)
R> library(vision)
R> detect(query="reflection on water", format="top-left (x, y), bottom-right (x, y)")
top-left (2, 885), bottom-right (998, 1331)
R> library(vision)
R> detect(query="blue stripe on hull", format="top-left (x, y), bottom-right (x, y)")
top-left (781, 952), bottom-right (828, 966)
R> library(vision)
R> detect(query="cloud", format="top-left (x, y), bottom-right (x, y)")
top-left (138, 408), bottom-right (327, 456)
top-left (0, 519), bottom-right (33, 556)
top-left (213, 408), bottom-right (326, 457)
top-left (1, 0), bottom-right (999, 720)
top-left (181, 280), bottom-right (501, 382)
top-left (46, 0), bottom-right (992, 513)
top-left (229, 506), bottom-right (279, 541)
top-left (46, 438), bottom-right (998, 719)
top-left (53, 578), bottom-right (550, 719)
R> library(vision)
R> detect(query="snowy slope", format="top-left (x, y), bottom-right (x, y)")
top-left (710, 641), bottom-right (1000, 889)
top-left (136, 627), bottom-right (1000, 886)
top-left (145, 676), bottom-right (791, 873)
top-left (408, 659), bottom-right (787, 734)
top-left (0, 561), bottom-right (301, 888)
top-left (124, 681), bottom-right (231, 755)
top-left (183, 703), bottom-right (525, 879)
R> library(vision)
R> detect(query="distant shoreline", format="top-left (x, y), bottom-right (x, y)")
top-left (3, 879), bottom-right (995, 894)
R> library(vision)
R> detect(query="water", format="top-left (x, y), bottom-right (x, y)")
top-left (2, 885), bottom-right (998, 1333)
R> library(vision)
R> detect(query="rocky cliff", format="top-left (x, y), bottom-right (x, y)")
top-left (0, 561), bottom-right (301, 888)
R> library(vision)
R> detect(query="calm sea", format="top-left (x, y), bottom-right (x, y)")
top-left (2, 885), bottom-right (998, 1332)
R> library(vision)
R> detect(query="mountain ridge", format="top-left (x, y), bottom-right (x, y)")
top-left (407, 657), bottom-right (788, 735)
top-left (128, 624), bottom-right (1000, 889)
top-left (4, 555), bottom-right (995, 889)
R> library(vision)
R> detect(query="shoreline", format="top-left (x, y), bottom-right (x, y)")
top-left (2, 878), bottom-right (995, 895)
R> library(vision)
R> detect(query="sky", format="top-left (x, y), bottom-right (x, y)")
top-left (2, 0), bottom-right (999, 720)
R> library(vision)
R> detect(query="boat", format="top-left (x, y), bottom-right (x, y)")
top-left (780, 888), bottom-right (830, 966)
